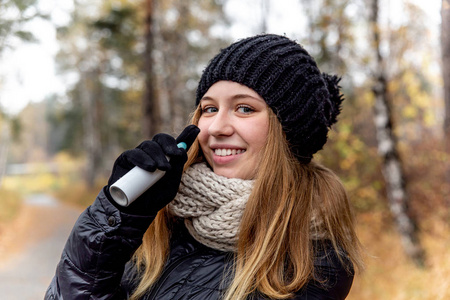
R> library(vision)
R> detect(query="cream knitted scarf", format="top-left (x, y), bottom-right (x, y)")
top-left (169, 163), bottom-right (254, 252)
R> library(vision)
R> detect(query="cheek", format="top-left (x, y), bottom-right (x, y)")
top-left (244, 121), bottom-right (269, 151)
top-left (197, 119), bottom-right (210, 147)
top-left (197, 132), bottom-right (208, 148)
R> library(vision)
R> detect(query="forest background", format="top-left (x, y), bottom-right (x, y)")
top-left (0, 0), bottom-right (449, 299)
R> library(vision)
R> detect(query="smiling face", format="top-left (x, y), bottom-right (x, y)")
top-left (197, 81), bottom-right (270, 180)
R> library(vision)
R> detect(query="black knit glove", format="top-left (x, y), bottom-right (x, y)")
top-left (105, 125), bottom-right (200, 215)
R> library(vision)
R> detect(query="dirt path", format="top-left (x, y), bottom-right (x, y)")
top-left (0, 194), bottom-right (82, 300)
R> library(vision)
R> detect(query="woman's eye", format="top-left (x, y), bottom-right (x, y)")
top-left (237, 105), bottom-right (254, 114)
top-left (202, 106), bottom-right (218, 113)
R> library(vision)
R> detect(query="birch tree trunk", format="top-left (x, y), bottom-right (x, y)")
top-left (143, 0), bottom-right (160, 138)
top-left (260, 0), bottom-right (269, 33)
top-left (370, 0), bottom-right (425, 267)
top-left (81, 71), bottom-right (103, 188)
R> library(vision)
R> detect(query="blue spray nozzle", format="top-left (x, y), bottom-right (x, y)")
top-left (177, 142), bottom-right (187, 150)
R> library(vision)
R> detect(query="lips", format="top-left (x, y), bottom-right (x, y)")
top-left (214, 148), bottom-right (246, 157)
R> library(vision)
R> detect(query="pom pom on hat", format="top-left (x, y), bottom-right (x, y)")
top-left (322, 73), bottom-right (344, 127)
top-left (196, 34), bottom-right (344, 163)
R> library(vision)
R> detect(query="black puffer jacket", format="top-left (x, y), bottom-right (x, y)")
top-left (45, 189), bottom-right (354, 300)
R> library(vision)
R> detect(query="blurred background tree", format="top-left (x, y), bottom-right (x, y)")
top-left (148, 0), bottom-right (229, 135)
top-left (442, 0), bottom-right (450, 185)
top-left (369, 0), bottom-right (424, 266)
top-left (0, 0), bottom-right (43, 51)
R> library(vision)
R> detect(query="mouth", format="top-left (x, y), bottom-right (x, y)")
top-left (214, 148), bottom-right (246, 157)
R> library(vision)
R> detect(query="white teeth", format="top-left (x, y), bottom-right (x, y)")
top-left (214, 149), bottom-right (245, 156)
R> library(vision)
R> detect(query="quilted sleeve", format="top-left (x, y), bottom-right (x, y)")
top-left (45, 187), bottom-right (155, 300)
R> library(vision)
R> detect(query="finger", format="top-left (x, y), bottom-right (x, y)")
top-left (119, 149), bottom-right (157, 172)
top-left (175, 125), bottom-right (200, 151)
top-left (135, 141), bottom-right (171, 171)
top-left (152, 133), bottom-right (182, 157)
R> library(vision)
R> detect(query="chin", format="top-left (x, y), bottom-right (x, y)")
top-left (214, 168), bottom-right (254, 180)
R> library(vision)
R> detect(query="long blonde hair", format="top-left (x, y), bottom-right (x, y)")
top-left (130, 107), bottom-right (363, 300)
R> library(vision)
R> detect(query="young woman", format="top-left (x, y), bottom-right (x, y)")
top-left (46, 34), bottom-right (363, 300)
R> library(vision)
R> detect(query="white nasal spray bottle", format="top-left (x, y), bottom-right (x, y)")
top-left (109, 142), bottom-right (187, 207)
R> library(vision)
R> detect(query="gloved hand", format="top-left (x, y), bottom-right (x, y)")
top-left (105, 125), bottom-right (200, 215)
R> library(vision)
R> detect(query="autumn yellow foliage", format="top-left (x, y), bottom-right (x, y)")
top-left (348, 212), bottom-right (450, 300)
top-left (0, 188), bottom-right (22, 222)
top-left (1, 152), bottom-right (106, 210)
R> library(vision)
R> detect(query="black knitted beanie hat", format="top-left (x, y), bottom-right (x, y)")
top-left (195, 34), bottom-right (344, 163)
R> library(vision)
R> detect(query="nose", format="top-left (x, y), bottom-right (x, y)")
top-left (208, 110), bottom-right (234, 137)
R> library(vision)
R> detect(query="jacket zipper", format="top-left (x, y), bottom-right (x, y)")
top-left (146, 249), bottom-right (202, 299)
